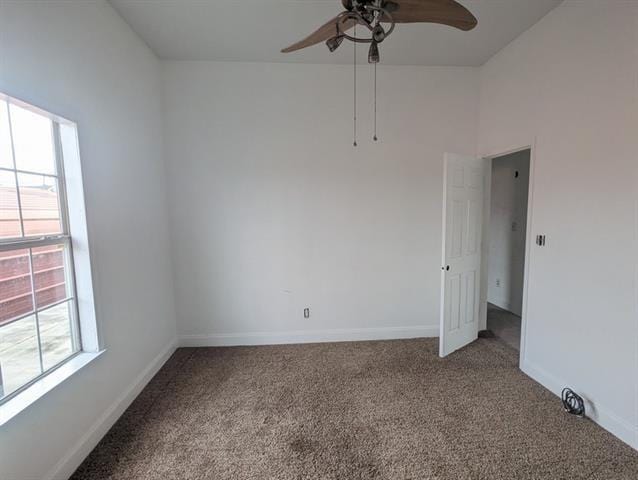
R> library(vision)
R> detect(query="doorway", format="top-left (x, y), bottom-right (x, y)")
top-left (484, 149), bottom-right (531, 351)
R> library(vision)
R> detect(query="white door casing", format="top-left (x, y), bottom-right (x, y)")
top-left (439, 153), bottom-right (486, 357)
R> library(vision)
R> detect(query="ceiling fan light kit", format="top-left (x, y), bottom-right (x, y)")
top-left (324, 2), bottom-right (396, 63)
top-left (326, 35), bottom-right (344, 52)
top-left (281, 0), bottom-right (477, 145)
top-left (368, 41), bottom-right (380, 64)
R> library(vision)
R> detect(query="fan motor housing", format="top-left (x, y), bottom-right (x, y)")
top-left (343, 0), bottom-right (392, 14)
top-left (372, 25), bottom-right (386, 42)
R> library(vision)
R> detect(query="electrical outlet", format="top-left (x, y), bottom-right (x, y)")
top-left (496, 279), bottom-right (501, 287)
top-left (303, 308), bottom-right (310, 319)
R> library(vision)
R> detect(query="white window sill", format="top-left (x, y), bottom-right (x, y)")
top-left (0, 350), bottom-right (105, 427)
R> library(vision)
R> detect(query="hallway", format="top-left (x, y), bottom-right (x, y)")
top-left (487, 303), bottom-right (521, 351)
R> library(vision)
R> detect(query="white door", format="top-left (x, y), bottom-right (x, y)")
top-left (439, 153), bottom-right (486, 357)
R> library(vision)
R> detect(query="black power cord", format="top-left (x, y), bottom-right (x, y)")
top-left (561, 388), bottom-right (585, 417)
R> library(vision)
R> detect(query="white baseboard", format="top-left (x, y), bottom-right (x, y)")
top-left (521, 359), bottom-right (638, 451)
top-left (179, 325), bottom-right (438, 347)
top-left (489, 297), bottom-right (512, 312)
top-left (45, 339), bottom-right (178, 480)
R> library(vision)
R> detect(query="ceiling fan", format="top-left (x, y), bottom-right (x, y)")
top-left (281, 0), bottom-right (477, 145)
top-left (281, 0), bottom-right (478, 64)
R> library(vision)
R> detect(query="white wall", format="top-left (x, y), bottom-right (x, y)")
top-left (478, 0), bottom-right (638, 449)
top-left (0, 1), bottom-right (177, 478)
top-left (162, 61), bottom-right (478, 345)
top-left (487, 150), bottom-right (530, 315)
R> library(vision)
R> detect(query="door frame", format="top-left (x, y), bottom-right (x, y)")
top-left (479, 142), bottom-right (536, 367)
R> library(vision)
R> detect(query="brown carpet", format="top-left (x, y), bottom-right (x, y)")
top-left (71, 338), bottom-right (638, 479)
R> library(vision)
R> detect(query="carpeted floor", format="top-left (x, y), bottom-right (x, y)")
top-left (72, 338), bottom-right (638, 479)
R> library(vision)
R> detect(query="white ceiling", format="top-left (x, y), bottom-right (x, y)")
top-left (109, 0), bottom-right (561, 66)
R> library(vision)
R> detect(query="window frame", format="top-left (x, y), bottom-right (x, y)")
top-left (0, 95), bottom-right (86, 405)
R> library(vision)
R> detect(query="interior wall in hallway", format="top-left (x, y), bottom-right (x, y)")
top-left (487, 150), bottom-right (530, 316)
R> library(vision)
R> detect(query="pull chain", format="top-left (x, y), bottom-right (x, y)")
top-left (373, 62), bottom-right (378, 142)
top-left (353, 24), bottom-right (357, 147)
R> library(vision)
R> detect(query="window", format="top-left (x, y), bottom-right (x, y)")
top-left (0, 95), bottom-right (87, 403)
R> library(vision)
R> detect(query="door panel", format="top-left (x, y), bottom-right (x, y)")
top-left (466, 200), bottom-right (481, 254)
top-left (468, 168), bottom-right (483, 189)
top-left (440, 154), bottom-right (486, 357)
top-left (465, 270), bottom-right (476, 324)
top-left (448, 274), bottom-right (461, 331)
top-left (451, 165), bottom-right (464, 187)
top-left (450, 200), bottom-right (464, 259)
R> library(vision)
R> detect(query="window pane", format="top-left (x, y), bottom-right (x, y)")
top-left (32, 244), bottom-right (70, 309)
top-left (0, 170), bottom-right (21, 238)
top-left (0, 315), bottom-right (41, 398)
top-left (0, 249), bottom-right (34, 325)
top-left (9, 103), bottom-right (56, 175)
top-left (39, 300), bottom-right (76, 371)
top-left (0, 100), bottom-right (13, 169)
top-left (18, 173), bottom-right (62, 236)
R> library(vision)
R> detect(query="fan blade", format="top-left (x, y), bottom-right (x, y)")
top-left (384, 0), bottom-right (477, 31)
top-left (281, 15), bottom-right (357, 53)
